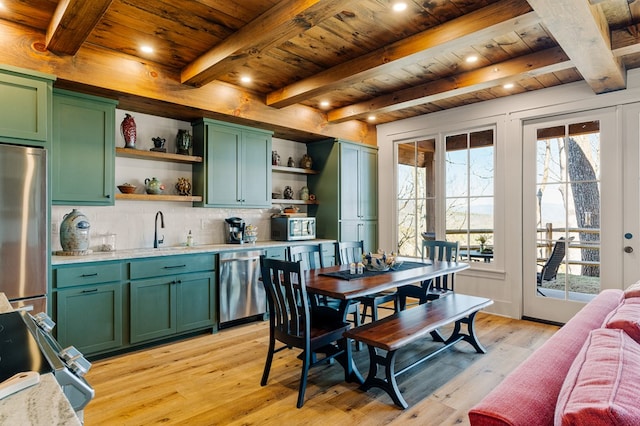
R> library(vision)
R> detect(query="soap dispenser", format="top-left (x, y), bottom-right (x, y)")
top-left (186, 230), bottom-right (193, 247)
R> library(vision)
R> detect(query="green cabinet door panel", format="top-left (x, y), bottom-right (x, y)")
top-left (130, 276), bottom-right (177, 343)
top-left (56, 283), bottom-right (123, 355)
top-left (359, 146), bottom-right (379, 221)
top-left (309, 139), bottom-right (378, 250)
top-left (192, 118), bottom-right (272, 208)
top-left (176, 272), bottom-right (216, 332)
top-left (0, 67), bottom-right (53, 145)
top-left (204, 123), bottom-right (240, 206)
top-left (340, 144), bottom-right (360, 221)
top-left (130, 272), bottom-right (216, 343)
top-left (241, 130), bottom-right (272, 207)
top-left (52, 90), bottom-right (117, 205)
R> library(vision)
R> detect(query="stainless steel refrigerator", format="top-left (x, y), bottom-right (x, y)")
top-left (0, 143), bottom-right (48, 313)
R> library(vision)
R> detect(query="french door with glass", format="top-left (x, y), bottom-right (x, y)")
top-left (522, 107), bottom-right (638, 323)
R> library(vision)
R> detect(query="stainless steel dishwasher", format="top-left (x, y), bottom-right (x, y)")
top-left (219, 250), bottom-right (267, 328)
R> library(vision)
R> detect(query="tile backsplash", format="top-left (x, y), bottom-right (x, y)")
top-left (51, 110), bottom-right (308, 252)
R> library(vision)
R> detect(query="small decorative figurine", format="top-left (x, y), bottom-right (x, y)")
top-left (299, 186), bottom-right (309, 201)
top-left (121, 113), bottom-right (137, 148)
top-left (151, 136), bottom-right (166, 152)
top-left (300, 153), bottom-right (313, 169)
top-left (176, 129), bottom-right (191, 155)
top-left (287, 156), bottom-right (295, 167)
top-left (175, 177), bottom-right (192, 196)
top-left (283, 185), bottom-right (294, 199)
top-left (272, 150), bottom-right (281, 166)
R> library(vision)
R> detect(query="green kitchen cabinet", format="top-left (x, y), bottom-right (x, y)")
top-left (52, 262), bottom-right (124, 356)
top-left (265, 246), bottom-right (286, 260)
top-left (52, 89), bottom-right (117, 205)
top-left (192, 118), bottom-right (272, 208)
top-left (308, 139), bottom-right (379, 253)
top-left (0, 65), bottom-right (54, 146)
top-left (129, 254), bottom-right (216, 344)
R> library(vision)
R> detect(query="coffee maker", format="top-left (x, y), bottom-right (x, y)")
top-left (225, 217), bottom-right (245, 244)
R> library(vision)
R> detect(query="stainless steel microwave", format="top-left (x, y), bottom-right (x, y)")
top-left (271, 217), bottom-right (316, 241)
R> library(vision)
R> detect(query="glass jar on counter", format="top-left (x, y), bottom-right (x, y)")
top-left (100, 233), bottom-right (116, 252)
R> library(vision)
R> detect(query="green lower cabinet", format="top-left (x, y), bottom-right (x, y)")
top-left (177, 272), bottom-right (216, 332)
top-left (56, 283), bottom-right (123, 355)
top-left (265, 246), bottom-right (286, 260)
top-left (130, 271), bottom-right (215, 344)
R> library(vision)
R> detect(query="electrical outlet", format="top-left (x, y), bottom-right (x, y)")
top-left (51, 222), bottom-right (58, 234)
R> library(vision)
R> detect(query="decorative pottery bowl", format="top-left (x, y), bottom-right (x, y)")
top-left (362, 251), bottom-right (400, 271)
top-left (117, 184), bottom-right (137, 194)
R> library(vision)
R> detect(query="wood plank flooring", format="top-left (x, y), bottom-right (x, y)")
top-left (84, 311), bottom-right (558, 425)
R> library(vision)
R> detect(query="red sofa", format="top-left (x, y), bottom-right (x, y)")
top-left (468, 287), bottom-right (640, 425)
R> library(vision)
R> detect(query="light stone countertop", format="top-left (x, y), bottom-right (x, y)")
top-left (0, 293), bottom-right (82, 426)
top-left (51, 239), bottom-right (336, 265)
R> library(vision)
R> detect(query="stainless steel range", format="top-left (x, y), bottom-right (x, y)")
top-left (0, 310), bottom-right (94, 418)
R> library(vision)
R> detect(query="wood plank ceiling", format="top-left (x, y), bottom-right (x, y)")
top-left (2, 0), bottom-right (640, 142)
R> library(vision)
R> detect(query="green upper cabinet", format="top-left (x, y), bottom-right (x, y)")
top-left (192, 118), bottom-right (272, 208)
top-left (308, 139), bottom-right (379, 253)
top-left (0, 65), bottom-right (54, 146)
top-left (52, 89), bottom-right (117, 205)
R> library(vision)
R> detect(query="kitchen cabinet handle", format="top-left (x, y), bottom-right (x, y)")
top-left (81, 273), bottom-right (99, 277)
top-left (163, 264), bottom-right (187, 269)
top-left (81, 288), bottom-right (99, 293)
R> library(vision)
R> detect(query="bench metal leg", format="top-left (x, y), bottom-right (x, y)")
top-left (360, 346), bottom-right (408, 409)
top-left (446, 310), bottom-right (486, 354)
top-left (358, 310), bottom-right (487, 409)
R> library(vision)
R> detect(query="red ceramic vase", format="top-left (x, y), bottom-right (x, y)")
top-left (121, 113), bottom-right (137, 148)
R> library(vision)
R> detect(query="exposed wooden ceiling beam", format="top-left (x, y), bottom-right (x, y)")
top-left (611, 25), bottom-right (640, 56)
top-left (0, 19), bottom-right (372, 144)
top-left (526, 0), bottom-right (626, 94)
top-left (181, 0), bottom-right (352, 87)
top-left (327, 47), bottom-right (572, 123)
top-left (266, 0), bottom-right (536, 108)
top-left (46, 0), bottom-right (113, 55)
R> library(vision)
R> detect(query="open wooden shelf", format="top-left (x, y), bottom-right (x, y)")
top-left (116, 147), bottom-right (202, 164)
top-left (272, 165), bottom-right (317, 175)
top-left (116, 193), bottom-right (202, 202)
top-left (271, 199), bottom-right (317, 205)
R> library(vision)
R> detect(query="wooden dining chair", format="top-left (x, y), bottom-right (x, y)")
top-left (336, 241), bottom-right (399, 323)
top-left (397, 240), bottom-right (460, 310)
top-left (259, 256), bottom-right (352, 408)
top-left (287, 244), bottom-right (361, 328)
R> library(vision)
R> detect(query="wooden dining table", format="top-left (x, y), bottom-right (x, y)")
top-left (302, 258), bottom-right (470, 383)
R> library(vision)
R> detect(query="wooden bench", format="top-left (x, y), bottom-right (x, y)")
top-left (344, 293), bottom-right (493, 409)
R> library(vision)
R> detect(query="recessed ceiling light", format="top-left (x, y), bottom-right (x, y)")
top-left (466, 55), bottom-right (478, 63)
top-left (367, 115), bottom-right (376, 122)
top-left (320, 100), bottom-right (330, 108)
top-left (503, 83), bottom-right (514, 89)
top-left (140, 45), bottom-right (153, 54)
top-left (240, 76), bottom-right (252, 83)
top-left (392, 2), bottom-right (407, 12)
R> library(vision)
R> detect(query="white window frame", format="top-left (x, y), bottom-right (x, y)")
top-left (392, 117), bottom-right (504, 271)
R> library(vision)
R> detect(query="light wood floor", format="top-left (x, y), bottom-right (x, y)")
top-left (84, 311), bottom-right (558, 425)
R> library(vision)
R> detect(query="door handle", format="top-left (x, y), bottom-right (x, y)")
top-left (624, 246), bottom-right (633, 253)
